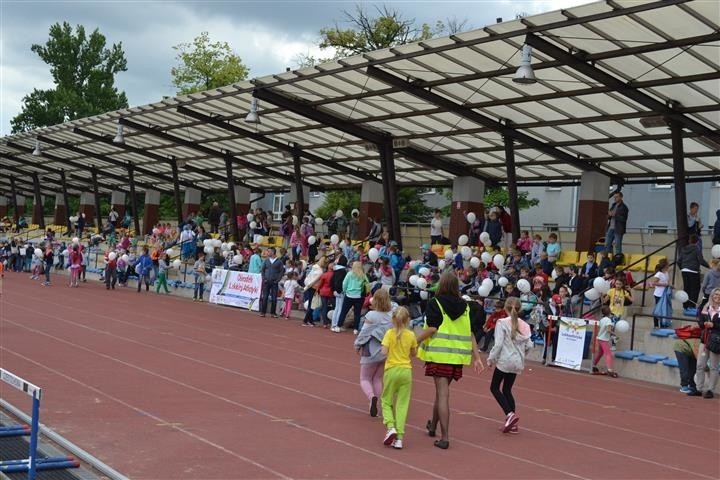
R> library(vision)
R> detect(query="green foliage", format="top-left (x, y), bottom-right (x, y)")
top-left (159, 192), bottom-right (178, 220)
top-left (171, 32), bottom-right (250, 95)
top-left (397, 188), bottom-right (433, 222)
top-left (11, 22), bottom-right (128, 133)
top-left (438, 187), bottom-right (539, 217)
top-left (315, 190), bottom-right (360, 220)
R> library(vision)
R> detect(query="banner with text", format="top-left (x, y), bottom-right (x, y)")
top-left (553, 317), bottom-right (587, 370)
top-left (209, 269), bottom-right (262, 311)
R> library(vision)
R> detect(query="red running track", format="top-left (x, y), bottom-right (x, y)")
top-left (0, 274), bottom-right (718, 479)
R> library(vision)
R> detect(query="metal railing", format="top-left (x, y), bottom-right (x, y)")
top-left (629, 313), bottom-right (696, 350)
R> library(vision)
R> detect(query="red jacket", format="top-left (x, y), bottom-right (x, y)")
top-left (317, 271), bottom-right (335, 298)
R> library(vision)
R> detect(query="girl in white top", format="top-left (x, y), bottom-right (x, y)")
top-left (282, 271), bottom-right (300, 319)
top-left (592, 306), bottom-right (617, 377)
top-left (650, 258), bottom-right (670, 329)
top-left (430, 210), bottom-right (443, 245)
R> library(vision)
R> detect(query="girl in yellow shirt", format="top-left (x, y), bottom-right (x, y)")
top-left (380, 307), bottom-right (417, 450)
top-left (604, 278), bottom-right (633, 320)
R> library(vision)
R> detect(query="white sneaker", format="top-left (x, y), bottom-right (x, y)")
top-left (331, 326), bottom-right (340, 333)
top-left (383, 428), bottom-right (397, 446)
top-left (353, 329), bottom-right (359, 335)
top-left (391, 438), bottom-right (403, 449)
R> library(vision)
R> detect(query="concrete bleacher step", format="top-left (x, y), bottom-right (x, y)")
top-left (611, 354), bottom-right (680, 386)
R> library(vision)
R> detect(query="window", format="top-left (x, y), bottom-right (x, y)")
top-left (545, 187), bottom-right (562, 192)
top-left (420, 188), bottom-right (437, 195)
top-left (543, 223), bottom-right (559, 232)
top-left (646, 223), bottom-right (670, 234)
top-left (272, 194), bottom-right (285, 221)
top-left (651, 178), bottom-right (673, 190)
top-left (310, 191), bottom-right (321, 198)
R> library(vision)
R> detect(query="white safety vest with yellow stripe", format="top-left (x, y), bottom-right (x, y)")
top-left (418, 299), bottom-right (473, 365)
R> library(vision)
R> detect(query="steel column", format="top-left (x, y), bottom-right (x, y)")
top-left (60, 170), bottom-right (72, 234)
top-left (291, 148), bottom-right (305, 220)
top-left (169, 157), bottom-right (184, 226)
top-left (224, 154), bottom-right (240, 241)
top-left (32, 173), bottom-right (45, 230)
top-left (503, 135), bottom-right (521, 244)
top-left (670, 121), bottom-right (689, 247)
top-left (9, 176), bottom-right (18, 222)
top-left (127, 162), bottom-right (141, 235)
top-left (380, 139), bottom-right (402, 248)
top-left (90, 167), bottom-right (102, 231)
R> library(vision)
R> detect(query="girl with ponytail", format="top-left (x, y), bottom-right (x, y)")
top-left (487, 296), bottom-right (533, 434)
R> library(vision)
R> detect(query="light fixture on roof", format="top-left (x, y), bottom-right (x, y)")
top-left (639, 116), bottom-right (667, 129)
top-left (245, 96), bottom-right (260, 124)
top-left (512, 44), bottom-right (537, 85)
top-left (113, 122), bottom-right (125, 144)
top-left (32, 139), bottom-right (42, 156)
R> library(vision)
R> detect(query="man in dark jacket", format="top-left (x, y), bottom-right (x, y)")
top-left (208, 202), bottom-right (221, 234)
top-left (678, 235), bottom-right (709, 315)
top-left (259, 247), bottom-right (285, 318)
top-left (713, 209), bottom-right (720, 246)
top-left (605, 191), bottom-right (629, 255)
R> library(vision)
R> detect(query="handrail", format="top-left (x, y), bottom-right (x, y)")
top-left (629, 313), bottom-right (697, 350)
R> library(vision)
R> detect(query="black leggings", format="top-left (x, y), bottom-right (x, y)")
top-left (490, 368), bottom-right (517, 415)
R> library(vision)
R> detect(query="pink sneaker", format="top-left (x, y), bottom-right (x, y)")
top-left (502, 413), bottom-right (519, 433)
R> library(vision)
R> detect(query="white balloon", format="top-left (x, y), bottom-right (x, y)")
top-left (108, 252), bottom-right (117, 261)
top-left (204, 246), bottom-right (214, 255)
top-left (483, 239), bottom-right (493, 247)
top-left (517, 278), bottom-right (531, 293)
top-left (466, 212), bottom-right (476, 224)
top-left (482, 278), bottom-right (494, 290)
top-left (166, 248), bottom-right (175, 257)
top-left (339, 240), bottom-right (347, 250)
top-left (614, 319), bottom-right (630, 334)
top-left (479, 232), bottom-right (490, 242)
top-left (233, 255), bottom-right (243, 265)
top-left (444, 249), bottom-right (454, 260)
top-left (292, 215), bottom-right (298, 226)
top-left (551, 269), bottom-right (558, 280)
top-left (203, 238), bottom-right (212, 246)
top-left (409, 275), bottom-right (419, 286)
top-left (409, 260), bottom-right (420, 270)
top-left (308, 235), bottom-right (317, 245)
top-left (172, 259), bottom-right (181, 269)
top-left (461, 246), bottom-right (472, 259)
top-left (249, 221), bottom-right (257, 229)
top-left (212, 239), bottom-right (221, 248)
top-left (221, 243), bottom-right (228, 251)
top-left (420, 290), bottom-right (429, 300)
top-left (478, 286), bottom-right (491, 298)
top-left (419, 267), bottom-right (430, 277)
top-left (255, 235), bottom-right (264, 244)
top-left (417, 278), bottom-right (428, 290)
top-left (315, 217), bottom-right (324, 226)
top-left (712, 244), bottom-right (720, 259)
top-left (330, 234), bottom-right (339, 245)
top-left (593, 277), bottom-right (611, 294)
top-left (368, 248), bottom-right (379, 262)
top-left (458, 234), bottom-right (469, 246)
top-left (481, 252), bottom-right (492, 264)
top-left (584, 288), bottom-right (601, 301)
top-left (674, 289), bottom-right (689, 303)
top-left (498, 277), bottom-right (509, 287)
top-left (351, 208), bottom-right (359, 216)
top-left (121, 254), bottom-right (129, 263)
top-left (34, 248), bottom-right (42, 258)
top-left (493, 254), bottom-right (505, 267)
top-left (227, 242), bottom-right (236, 249)
top-left (304, 300), bottom-right (310, 310)
top-left (152, 228), bottom-right (160, 235)
top-left (246, 213), bottom-right (254, 221)
top-left (62, 250), bottom-right (69, 256)
top-left (72, 237), bottom-right (79, 245)
top-left (335, 210), bottom-right (343, 217)
top-left (470, 257), bottom-right (481, 269)
top-left (438, 260), bottom-right (446, 270)
top-left (327, 309), bottom-right (335, 319)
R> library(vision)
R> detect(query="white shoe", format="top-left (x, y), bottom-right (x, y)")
top-left (383, 428), bottom-right (397, 446)
top-left (391, 438), bottom-right (403, 449)
top-left (331, 326), bottom-right (340, 333)
top-left (353, 329), bottom-right (359, 335)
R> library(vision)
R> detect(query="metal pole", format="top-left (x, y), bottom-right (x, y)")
top-left (670, 120), bottom-right (689, 247)
top-left (28, 392), bottom-right (40, 480)
top-left (504, 134), bottom-right (521, 244)
top-left (169, 157), bottom-right (183, 226)
top-left (127, 162), bottom-right (141, 235)
top-left (60, 170), bottom-right (72, 235)
top-left (291, 148), bottom-right (305, 220)
top-left (9, 176), bottom-right (18, 223)
top-left (224, 153), bottom-right (239, 241)
top-left (381, 138), bottom-right (402, 249)
top-left (32, 173), bottom-right (45, 230)
top-left (91, 167), bottom-right (102, 233)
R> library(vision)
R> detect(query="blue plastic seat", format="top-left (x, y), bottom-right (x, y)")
top-left (637, 354), bottom-right (668, 364)
top-left (662, 358), bottom-right (679, 368)
top-left (650, 329), bottom-right (675, 338)
top-left (614, 350), bottom-right (644, 360)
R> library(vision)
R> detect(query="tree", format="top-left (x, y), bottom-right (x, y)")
top-left (397, 188), bottom-right (433, 222)
top-left (11, 22), bottom-right (128, 133)
top-left (315, 190), bottom-right (360, 220)
top-left (439, 187), bottom-right (539, 217)
top-left (171, 32), bottom-right (250, 95)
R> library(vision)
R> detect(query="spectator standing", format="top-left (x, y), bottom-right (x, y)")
top-left (605, 191), bottom-right (629, 255)
top-left (208, 202), bottom-right (221, 234)
top-left (678, 234), bottom-right (709, 316)
top-left (430, 210), bottom-right (443, 245)
top-left (259, 247), bottom-right (284, 318)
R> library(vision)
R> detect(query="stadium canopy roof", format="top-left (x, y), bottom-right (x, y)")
top-left (1, 0), bottom-right (719, 199)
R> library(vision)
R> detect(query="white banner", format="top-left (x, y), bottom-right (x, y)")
top-left (208, 269), bottom-right (262, 311)
top-left (553, 317), bottom-right (587, 370)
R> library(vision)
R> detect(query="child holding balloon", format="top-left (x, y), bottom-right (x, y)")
top-left (592, 306), bottom-right (618, 377)
top-left (156, 253), bottom-right (171, 294)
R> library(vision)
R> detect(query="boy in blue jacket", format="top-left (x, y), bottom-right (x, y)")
top-left (136, 247), bottom-right (154, 292)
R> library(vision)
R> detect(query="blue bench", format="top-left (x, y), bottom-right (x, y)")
top-left (638, 354), bottom-right (668, 364)
top-left (650, 329), bottom-right (675, 338)
top-left (614, 350), bottom-right (644, 360)
top-left (662, 358), bottom-right (679, 368)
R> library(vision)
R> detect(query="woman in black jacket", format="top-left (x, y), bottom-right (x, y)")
top-left (678, 235), bottom-right (709, 314)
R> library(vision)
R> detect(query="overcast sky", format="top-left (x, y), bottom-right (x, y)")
top-left (0, 0), bottom-right (589, 135)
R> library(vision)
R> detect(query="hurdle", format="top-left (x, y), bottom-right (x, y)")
top-left (0, 368), bottom-right (79, 479)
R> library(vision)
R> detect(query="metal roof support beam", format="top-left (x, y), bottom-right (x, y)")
top-left (176, 106), bottom-right (378, 184)
top-left (169, 157), bottom-right (184, 226)
top-left (380, 139), bottom-right (402, 249)
top-left (503, 136), bottom-right (520, 244)
top-left (9, 176), bottom-right (18, 222)
top-left (0, 152), bottom-right (112, 194)
top-left (60, 170), bottom-right (72, 234)
top-left (72, 128), bottom-right (236, 191)
top-left (252, 87), bottom-right (495, 185)
top-left (118, 118), bottom-right (317, 190)
top-left (0, 177), bottom-right (44, 199)
top-left (90, 167), bottom-right (103, 231)
top-left (524, 33), bottom-right (720, 146)
top-left (32, 173), bottom-right (45, 230)
top-left (291, 148), bottom-right (305, 220)
top-left (127, 162), bottom-right (141, 235)
top-left (365, 65), bottom-right (615, 180)
top-left (670, 121), bottom-right (689, 248)
top-left (224, 154), bottom-right (240, 241)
